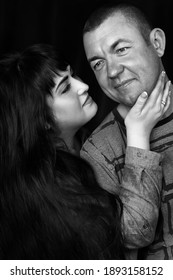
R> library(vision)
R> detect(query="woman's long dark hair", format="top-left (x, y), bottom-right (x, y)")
top-left (0, 44), bottom-right (125, 259)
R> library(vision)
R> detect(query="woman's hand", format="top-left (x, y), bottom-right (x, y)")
top-left (125, 71), bottom-right (171, 150)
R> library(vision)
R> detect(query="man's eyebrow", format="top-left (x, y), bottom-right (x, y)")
top-left (55, 75), bottom-right (68, 91)
top-left (88, 55), bottom-right (101, 64)
top-left (88, 39), bottom-right (130, 64)
top-left (111, 39), bottom-right (128, 49)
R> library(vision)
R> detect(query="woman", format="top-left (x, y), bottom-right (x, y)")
top-left (0, 44), bottom-right (170, 259)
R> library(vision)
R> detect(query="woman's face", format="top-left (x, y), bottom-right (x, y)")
top-left (47, 66), bottom-right (98, 134)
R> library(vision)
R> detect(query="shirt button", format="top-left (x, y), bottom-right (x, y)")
top-left (137, 152), bottom-right (142, 157)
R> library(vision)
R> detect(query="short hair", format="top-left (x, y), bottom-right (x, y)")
top-left (83, 2), bottom-right (154, 44)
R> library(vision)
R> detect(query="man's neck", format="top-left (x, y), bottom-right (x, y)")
top-left (117, 103), bottom-right (130, 119)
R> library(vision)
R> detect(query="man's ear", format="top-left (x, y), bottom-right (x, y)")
top-left (149, 28), bottom-right (166, 57)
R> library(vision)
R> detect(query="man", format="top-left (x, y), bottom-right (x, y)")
top-left (80, 2), bottom-right (173, 259)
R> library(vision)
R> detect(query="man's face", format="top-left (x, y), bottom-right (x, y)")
top-left (83, 12), bottom-right (162, 107)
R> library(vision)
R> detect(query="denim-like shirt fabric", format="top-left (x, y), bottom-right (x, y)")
top-left (81, 110), bottom-right (162, 259)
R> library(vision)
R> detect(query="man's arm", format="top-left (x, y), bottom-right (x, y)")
top-left (81, 144), bottom-right (162, 249)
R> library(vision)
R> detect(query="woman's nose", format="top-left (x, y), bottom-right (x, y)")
top-left (74, 77), bottom-right (89, 94)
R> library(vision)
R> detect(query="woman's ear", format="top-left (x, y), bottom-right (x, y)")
top-left (149, 28), bottom-right (166, 57)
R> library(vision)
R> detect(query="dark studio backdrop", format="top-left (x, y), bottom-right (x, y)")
top-left (0, 0), bottom-right (172, 132)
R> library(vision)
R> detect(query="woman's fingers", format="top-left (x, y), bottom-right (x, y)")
top-left (143, 74), bottom-right (171, 117)
top-left (148, 71), bottom-right (165, 105)
top-left (160, 80), bottom-right (171, 109)
top-left (163, 94), bottom-right (171, 114)
top-left (151, 79), bottom-right (171, 118)
top-left (162, 83), bottom-right (171, 114)
top-left (132, 91), bottom-right (148, 113)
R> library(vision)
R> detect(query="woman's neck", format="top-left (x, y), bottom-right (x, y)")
top-left (61, 131), bottom-right (80, 155)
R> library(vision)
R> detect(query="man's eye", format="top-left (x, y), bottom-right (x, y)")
top-left (62, 84), bottom-right (71, 94)
top-left (116, 47), bottom-right (128, 54)
top-left (93, 60), bottom-right (104, 71)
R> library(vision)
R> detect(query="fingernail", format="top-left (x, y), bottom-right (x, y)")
top-left (141, 91), bottom-right (148, 98)
top-left (162, 71), bottom-right (166, 77)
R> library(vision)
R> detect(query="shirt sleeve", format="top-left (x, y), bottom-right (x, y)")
top-left (81, 145), bottom-right (162, 249)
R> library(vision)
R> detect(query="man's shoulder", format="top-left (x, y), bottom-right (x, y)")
top-left (90, 110), bottom-right (119, 135)
top-left (82, 109), bottom-right (122, 152)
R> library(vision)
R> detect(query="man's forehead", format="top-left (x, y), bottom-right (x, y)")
top-left (83, 16), bottom-right (136, 53)
top-left (84, 13), bottom-right (136, 39)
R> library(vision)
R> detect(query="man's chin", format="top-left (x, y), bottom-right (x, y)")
top-left (121, 98), bottom-right (136, 107)
top-left (106, 92), bottom-right (138, 107)
top-left (126, 95), bottom-right (141, 107)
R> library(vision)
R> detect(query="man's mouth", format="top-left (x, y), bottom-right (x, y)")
top-left (114, 79), bottom-right (135, 89)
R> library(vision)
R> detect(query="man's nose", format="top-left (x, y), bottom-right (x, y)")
top-left (107, 60), bottom-right (123, 79)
